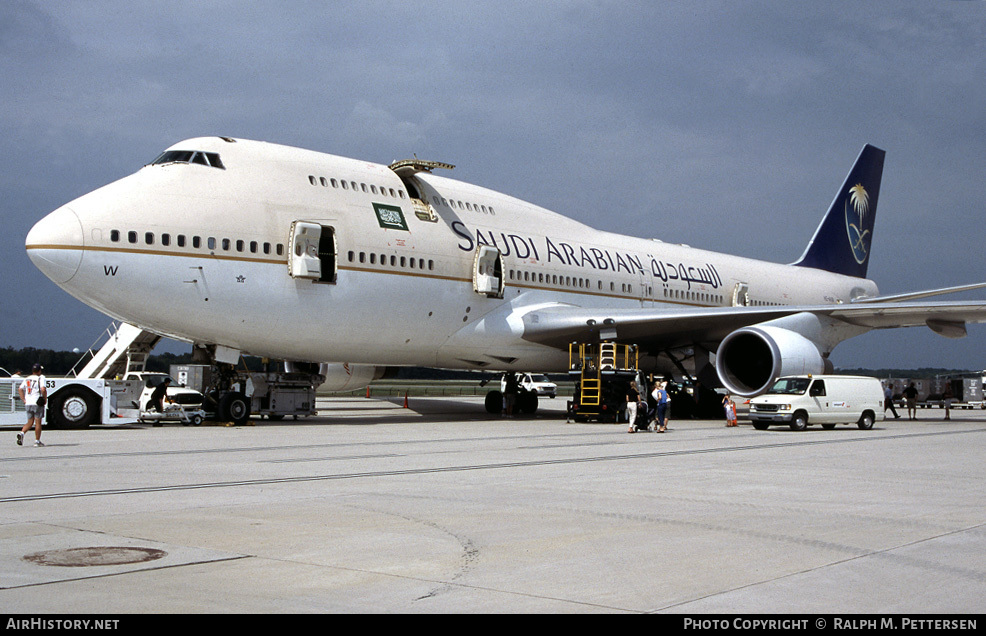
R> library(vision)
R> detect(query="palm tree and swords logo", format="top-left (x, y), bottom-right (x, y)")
top-left (845, 183), bottom-right (871, 265)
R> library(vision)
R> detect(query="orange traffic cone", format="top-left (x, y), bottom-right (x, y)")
top-left (366, 386), bottom-right (371, 398)
top-left (403, 392), bottom-right (409, 408)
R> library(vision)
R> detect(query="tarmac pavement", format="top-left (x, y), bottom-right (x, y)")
top-left (1, 396), bottom-right (985, 614)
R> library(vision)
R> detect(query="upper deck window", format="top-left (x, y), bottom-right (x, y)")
top-left (151, 150), bottom-right (225, 169)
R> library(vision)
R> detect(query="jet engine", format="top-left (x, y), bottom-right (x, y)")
top-left (317, 363), bottom-right (386, 392)
top-left (715, 325), bottom-right (830, 397)
top-left (283, 361), bottom-right (386, 392)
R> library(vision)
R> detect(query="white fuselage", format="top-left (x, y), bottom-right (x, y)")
top-left (26, 137), bottom-right (877, 372)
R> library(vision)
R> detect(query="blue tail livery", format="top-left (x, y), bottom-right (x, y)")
top-left (794, 144), bottom-right (885, 278)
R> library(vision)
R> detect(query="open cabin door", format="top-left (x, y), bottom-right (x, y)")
top-left (289, 222), bottom-right (337, 283)
top-left (473, 245), bottom-right (505, 298)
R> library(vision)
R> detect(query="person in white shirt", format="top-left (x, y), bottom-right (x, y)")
top-left (17, 363), bottom-right (47, 447)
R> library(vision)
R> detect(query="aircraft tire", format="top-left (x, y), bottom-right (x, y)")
top-left (219, 392), bottom-right (250, 426)
top-left (518, 391), bottom-right (538, 415)
top-left (485, 390), bottom-right (503, 414)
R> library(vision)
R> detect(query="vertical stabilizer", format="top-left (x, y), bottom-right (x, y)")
top-left (793, 144), bottom-right (885, 278)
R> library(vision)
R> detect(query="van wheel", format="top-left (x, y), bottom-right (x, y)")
top-left (752, 422), bottom-right (769, 431)
top-left (789, 411), bottom-right (808, 431)
top-left (822, 423), bottom-right (836, 430)
top-left (857, 412), bottom-right (875, 430)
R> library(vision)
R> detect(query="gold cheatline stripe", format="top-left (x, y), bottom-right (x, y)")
top-left (28, 243), bottom-right (282, 266)
top-left (26, 243), bottom-right (708, 306)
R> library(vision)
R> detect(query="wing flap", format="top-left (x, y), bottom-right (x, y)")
top-left (829, 301), bottom-right (986, 330)
top-left (852, 282), bottom-right (986, 303)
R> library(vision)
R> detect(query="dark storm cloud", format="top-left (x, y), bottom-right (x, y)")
top-left (2, 1), bottom-right (984, 369)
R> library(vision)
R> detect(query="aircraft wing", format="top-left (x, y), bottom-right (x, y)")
top-left (519, 300), bottom-right (986, 350)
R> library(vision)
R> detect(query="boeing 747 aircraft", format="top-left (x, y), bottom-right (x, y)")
top-left (25, 137), bottom-right (986, 417)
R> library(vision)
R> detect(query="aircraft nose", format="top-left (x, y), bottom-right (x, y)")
top-left (25, 205), bottom-right (84, 284)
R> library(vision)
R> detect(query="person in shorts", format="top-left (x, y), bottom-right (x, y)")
top-left (903, 382), bottom-right (919, 420)
top-left (17, 364), bottom-right (47, 447)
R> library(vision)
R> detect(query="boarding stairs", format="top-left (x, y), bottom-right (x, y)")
top-left (71, 322), bottom-right (162, 380)
top-left (568, 342), bottom-right (639, 419)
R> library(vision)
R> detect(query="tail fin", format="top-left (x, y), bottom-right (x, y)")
top-left (793, 144), bottom-right (885, 278)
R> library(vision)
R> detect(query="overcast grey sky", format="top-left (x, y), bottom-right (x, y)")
top-left (2, 1), bottom-right (985, 370)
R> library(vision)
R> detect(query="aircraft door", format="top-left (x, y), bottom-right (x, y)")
top-left (289, 222), bottom-right (321, 279)
top-left (317, 226), bottom-right (337, 283)
top-left (289, 222), bottom-right (337, 283)
top-left (473, 246), bottom-right (505, 298)
top-left (731, 282), bottom-right (750, 307)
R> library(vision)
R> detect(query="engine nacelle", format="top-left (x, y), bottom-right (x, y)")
top-left (283, 361), bottom-right (385, 392)
top-left (715, 325), bottom-right (829, 397)
top-left (317, 363), bottom-right (385, 392)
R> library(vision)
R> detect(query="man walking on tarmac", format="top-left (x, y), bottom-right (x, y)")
top-left (16, 364), bottom-right (47, 447)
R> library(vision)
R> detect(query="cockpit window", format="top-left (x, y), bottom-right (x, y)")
top-left (151, 150), bottom-right (225, 169)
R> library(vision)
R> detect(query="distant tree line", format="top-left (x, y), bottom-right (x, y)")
top-left (1, 346), bottom-right (980, 380)
top-left (835, 367), bottom-right (983, 379)
top-left (0, 346), bottom-right (192, 376)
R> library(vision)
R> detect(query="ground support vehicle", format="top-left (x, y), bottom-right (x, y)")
top-left (0, 377), bottom-right (142, 428)
top-left (8, 322), bottom-right (325, 428)
top-left (749, 375), bottom-right (884, 431)
top-left (172, 364), bottom-right (319, 424)
top-left (500, 373), bottom-right (557, 399)
top-left (918, 377), bottom-right (984, 410)
top-left (566, 342), bottom-right (641, 423)
top-left (125, 371), bottom-right (205, 412)
top-left (138, 404), bottom-right (207, 426)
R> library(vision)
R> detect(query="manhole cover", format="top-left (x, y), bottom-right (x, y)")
top-left (23, 546), bottom-right (167, 567)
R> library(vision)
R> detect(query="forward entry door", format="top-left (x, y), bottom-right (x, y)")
top-left (289, 222), bottom-right (336, 283)
top-left (473, 245), bottom-right (504, 298)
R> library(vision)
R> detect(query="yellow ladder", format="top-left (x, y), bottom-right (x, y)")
top-left (580, 372), bottom-right (601, 406)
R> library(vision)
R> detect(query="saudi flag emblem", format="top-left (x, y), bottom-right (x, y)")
top-left (373, 203), bottom-right (409, 231)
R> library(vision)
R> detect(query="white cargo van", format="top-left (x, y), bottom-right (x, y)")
top-left (500, 373), bottom-right (557, 398)
top-left (748, 375), bottom-right (884, 431)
